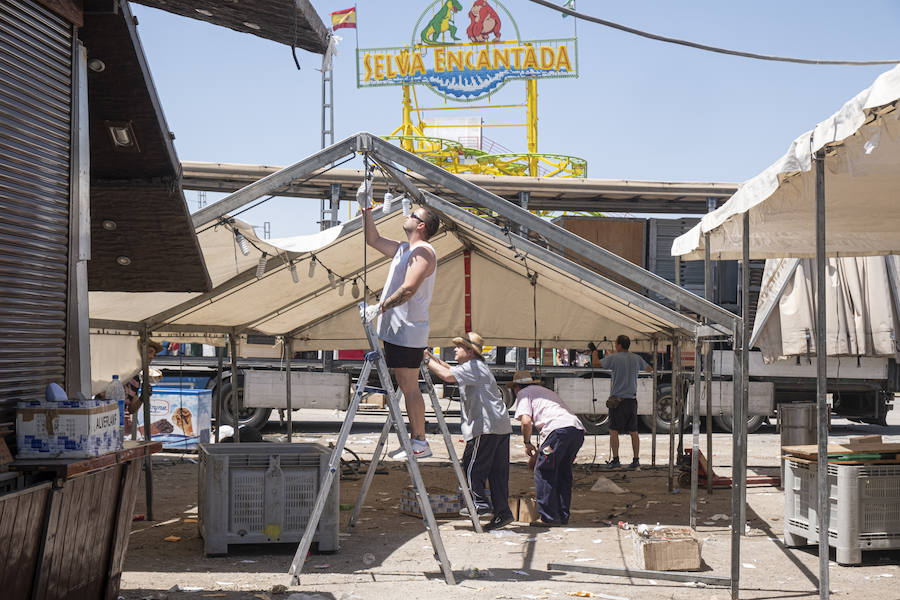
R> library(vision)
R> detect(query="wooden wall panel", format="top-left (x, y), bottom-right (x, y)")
top-left (557, 217), bottom-right (646, 292)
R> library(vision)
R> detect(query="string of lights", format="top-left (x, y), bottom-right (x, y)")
top-left (219, 218), bottom-right (375, 299)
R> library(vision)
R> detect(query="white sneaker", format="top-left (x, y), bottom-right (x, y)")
top-left (391, 440), bottom-right (432, 460)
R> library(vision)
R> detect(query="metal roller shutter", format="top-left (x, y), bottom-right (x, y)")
top-left (0, 0), bottom-right (72, 423)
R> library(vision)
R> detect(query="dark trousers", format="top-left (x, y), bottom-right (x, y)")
top-left (534, 426), bottom-right (585, 524)
top-left (461, 433), bottom-right (512, 518)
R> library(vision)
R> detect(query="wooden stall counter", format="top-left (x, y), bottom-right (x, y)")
top-left (1, 441), bottom-right (161, 600)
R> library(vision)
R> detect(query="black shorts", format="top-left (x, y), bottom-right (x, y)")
top-left (383, 341), bottom-right (425, 368)
top-left (609, 397), bottom-right (638, 433)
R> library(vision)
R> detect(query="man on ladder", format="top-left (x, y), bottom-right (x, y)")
top-left (358, 181), bottom-right (442, 459)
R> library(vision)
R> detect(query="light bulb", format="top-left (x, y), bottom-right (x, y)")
top-left (338, 279), bottom-right (346, 296)
top-left (289, 261), bottom-right (299, 283)
top-left (351, 279), bottom-right (360, 299)
top-left (308, 257), bottom-right (316, 278)
top-left (235, 231), bottom-right (250, 256)
top-left (256, 253), bottom-right (267, 279)
top-left (328, 271), bottom-right (336, 288)
top-left (383, 191), bottom-right (394, 212)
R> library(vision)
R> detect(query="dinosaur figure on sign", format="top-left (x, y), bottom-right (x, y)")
top-left (420, 0), bottom-right (463, 44)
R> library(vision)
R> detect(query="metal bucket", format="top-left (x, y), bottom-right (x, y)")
top-left (778, 402), bottom-right (818, 447)
top-left (778, 402), bottom-right (818, 489)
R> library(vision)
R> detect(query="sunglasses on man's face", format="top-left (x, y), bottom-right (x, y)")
top-left (408, 213), bottom-right (425, 224)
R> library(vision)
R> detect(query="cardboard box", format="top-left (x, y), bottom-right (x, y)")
top-left (632, 526), bottom-right (701, 571)
top-left (17, 399), bottom-right (120, 458)
top-left (399, 486), bottom-right (462, 518)
top-left (508, 494), bottom-right (540, 523)
top-left (132, 387), bottom-right (211, 450)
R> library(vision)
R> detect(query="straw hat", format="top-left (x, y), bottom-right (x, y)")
top-left (139, 339), bottom-right (164, 354)
top-left (451, 332), bottom-right (484, 358)
top-left (506, 370), bottom-right (542, 387)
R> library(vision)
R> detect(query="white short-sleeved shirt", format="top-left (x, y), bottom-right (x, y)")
top-left (513, 384), bottom-right (584, 437)
top-left (450, 359), bottom-right (512, 441)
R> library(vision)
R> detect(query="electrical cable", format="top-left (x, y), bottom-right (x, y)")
top-left (527, 0), bottom-right (900, 66)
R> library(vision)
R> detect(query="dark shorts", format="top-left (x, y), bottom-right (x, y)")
top-left (609, 397), bottom-right (638, 433)
top-left (383, 341), bottom-right (425, 369)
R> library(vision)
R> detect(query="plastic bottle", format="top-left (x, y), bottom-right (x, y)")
top-left (106, 375), bottom-right (126, 448)
top-left (401, 196), bottom-right (411, 217)
top-left (383, 191), bottom-right (394, 212)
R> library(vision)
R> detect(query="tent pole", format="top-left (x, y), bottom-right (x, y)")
top-left (285, 335), bottom-right (293, 443)
top-left (740, 212), bottom-right (750, 535)
top-left (215, 346), bottom-right (223, 443)
top-left (668, 334), bottom-right (678, 492)
top-left (731, 317), bottom-right (742, 600)
top-left (704, 207), bottom-right (715, 496)
top-left (230, 332), bottom-right (241, 443)
top-left (139, 329), bottom-right (154, 521)
top-left (651, 335), bottom-right (658, 467)
top-left (814, 150), bottom-right (830, 600)
top-left (690, 336), bottom-right (701, 529)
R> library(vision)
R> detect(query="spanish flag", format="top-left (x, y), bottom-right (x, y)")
top-left (331, 7), bottom-right (356, 30)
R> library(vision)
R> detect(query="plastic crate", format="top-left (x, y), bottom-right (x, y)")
top-left (784, 459), bottom-right (900, 564)
top-left (198, 443), bottom-right (339, 555)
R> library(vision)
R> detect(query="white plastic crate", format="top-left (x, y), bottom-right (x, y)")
top-left (198, 443), bottom-right (339, 555)
top-left (784, 459), bottom-right (900, 564)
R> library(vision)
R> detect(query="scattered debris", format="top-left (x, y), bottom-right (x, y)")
top-left (271, 584), bottom-right (288, 594)
top-left (163, 535), bottom-right (181, 542)
top-left (513, 569), bottom-right (530, 576)
top-left (591, 477), bottom-right (628, 494)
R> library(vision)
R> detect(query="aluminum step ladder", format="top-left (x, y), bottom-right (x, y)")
top-left (288, 303), bottom-right (483, 585)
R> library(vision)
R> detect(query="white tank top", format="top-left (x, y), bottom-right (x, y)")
top-left (377, 241), bottom-right (436, 348)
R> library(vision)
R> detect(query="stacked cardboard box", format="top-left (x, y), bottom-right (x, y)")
top-left (17, 399), bottom-right (120, 458)
top-left (632, 526), bottom-right (701, 571)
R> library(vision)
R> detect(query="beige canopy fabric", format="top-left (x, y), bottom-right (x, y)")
top-left (90, 193), bottom-right (703, 385)
top-left (751, 256), bottom-right (900, 363)
top-left (671, 64), bottom-right (900, 261)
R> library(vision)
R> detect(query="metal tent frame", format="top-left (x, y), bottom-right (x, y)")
top-left (91, 132), bottom-right (749, 595)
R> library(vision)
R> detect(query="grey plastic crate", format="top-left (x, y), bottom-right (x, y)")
top-left (784, 459), bottom-right (900, 564)
top-left (199, 443), bottom-right (339, 556)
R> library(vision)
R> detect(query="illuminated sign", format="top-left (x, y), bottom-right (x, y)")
top-left (356, 1), bottom-right (578, 101)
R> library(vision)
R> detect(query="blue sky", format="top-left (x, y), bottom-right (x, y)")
top-left (130, 1), bottom-right (900, 237)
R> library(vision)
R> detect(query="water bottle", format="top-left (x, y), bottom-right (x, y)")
top-left (106, 375), bottom-right (126, 448)
top-left (383, 191), bottom-right (394, 212)
top-left (401, 196), bottom-right (411, 217)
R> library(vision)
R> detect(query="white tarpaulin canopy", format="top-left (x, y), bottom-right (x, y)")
top-left (751, 256), bottom-right (900, 363)
top-left (671, 64), bottom-right (900, 261)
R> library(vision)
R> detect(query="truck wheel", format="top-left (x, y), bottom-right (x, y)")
top-left (217, 382), bottom-right (273, 430)
top-left (638, 384), bottom-right (689, 433)
top-left (713, 414), bottom-right (766, 434)
top-left (578, 413), bottom-right (610, 435)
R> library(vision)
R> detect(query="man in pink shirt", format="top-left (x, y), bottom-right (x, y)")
top-left (510, 370), bottom-right (585, 527)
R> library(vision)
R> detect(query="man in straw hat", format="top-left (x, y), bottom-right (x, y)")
top-left (424, 333), bottom-right (515, 531)
top-left (359, 180), bottom-right (441, 460)
top-left (509, 370), bottom-right (584, 527)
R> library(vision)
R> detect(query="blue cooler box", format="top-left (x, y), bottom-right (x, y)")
top-left (134, 387), bottom-right (211, 449)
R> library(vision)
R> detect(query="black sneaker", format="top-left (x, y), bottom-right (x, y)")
top-left (628, 458), bottom-right (640, 470)
top-left (460, 506), bottom-right (492, 517)
top-left (604, 457), bottom-right (621, 469)
top-left (484, 513), bottom-right (514, 531)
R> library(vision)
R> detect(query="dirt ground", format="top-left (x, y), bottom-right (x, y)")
top-left (119, 414), bottom-right (900, 600)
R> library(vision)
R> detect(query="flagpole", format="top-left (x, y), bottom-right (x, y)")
top-left (354, 4), bottom-right (359, 50)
